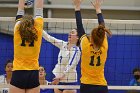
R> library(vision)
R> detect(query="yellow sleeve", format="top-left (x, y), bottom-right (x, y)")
top-left (81, 35), bottom-right (91, 55)
top-left (34, 17), bottom-right (44, 34)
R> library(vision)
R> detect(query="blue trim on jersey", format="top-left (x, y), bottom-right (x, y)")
top-left (97, 13), bottom-right (104, 25)
top-left (16, 15), bottom-right (23, 21)
top-left (59, 56), bottom-right (62, 63)
top-left (69, 47), bottom-right (78, 65)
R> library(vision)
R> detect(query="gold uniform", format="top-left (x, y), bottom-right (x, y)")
top-left (80, 34), bottom-right (108, 85)
top-left (13, 17), bottom-right (43, 71)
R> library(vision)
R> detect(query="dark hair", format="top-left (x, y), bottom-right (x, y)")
top-left (4, 59), bottom-right (13, 69)
top-left (91, 25), bottom-right (112, 48)
top-left (73, 28), bottom-right (80, 46)
top-left (19, 15), bottom-right (38, 43)
top-left (39, 65), bottom-right (46, 76)
top-left (133, 68), bottom-right (140, 74)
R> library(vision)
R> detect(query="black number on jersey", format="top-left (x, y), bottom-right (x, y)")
top-left (2, 89), bottom-right (8, 93)
top-left (89, 56), bottom-right (101, 66)
top-left (21, 40), bottom-right (34, 47)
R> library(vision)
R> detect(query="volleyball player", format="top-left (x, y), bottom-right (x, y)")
top-left (73, 0), bottom-right (112, 93)
top-left (39, 65), bottom-right (52, 93)
top-left (0, 60), bottom-right (13, 93)
top-left (39, 65), bottom-right (51, 85)
top-left (10, 0), bottom-right (44, 93)
top-left (0, 59), bottom-right (13, 84)
top-left (43, 30), bottom-right (81, 93)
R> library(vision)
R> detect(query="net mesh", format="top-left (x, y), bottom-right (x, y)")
top-left (0, 17), bottom-right (140, 93)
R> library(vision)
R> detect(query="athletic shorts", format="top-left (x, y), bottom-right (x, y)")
top-left (10, 70), bottom-right (39, 89)
top-left (58, 82), bottom-right (77, 92)
top-left (80, 83), bottom-right (108, 93)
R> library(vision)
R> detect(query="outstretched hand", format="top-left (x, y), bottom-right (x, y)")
top-left (73, 0), bottom-right (82, 11)
top-left (73, 0), bottom-right (82, 6)
top-left (51, 74), bottom-right (65, 85)
top-left (51, 78), bottom-right (60, 85)
top-left (91, 0), bottom-right (103, 13)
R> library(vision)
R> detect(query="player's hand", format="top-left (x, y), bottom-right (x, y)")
top-left (51, 78), bottom-right (60, 85)
top-left (91, 0), bottom-right (103, 9)
top-left (73, 0), bottom-right (82, 11)
top-left (91, 0), bottom-right (103, 14)
top-left (73, 0), bottom-right (82, 6)
top-left (51, 74), bottom-right (65, 85)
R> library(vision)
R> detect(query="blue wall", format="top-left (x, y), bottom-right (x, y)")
top-left (0, 33), bottom-right (140, 93)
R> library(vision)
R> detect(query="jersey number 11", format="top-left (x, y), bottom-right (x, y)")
top-left (89, 56), bottom-right (101, 66)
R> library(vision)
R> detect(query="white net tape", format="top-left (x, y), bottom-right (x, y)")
top-left (0, 84), bottom-right (140, 90)
top-left (0, 17), bottom-right (140, 36)
top-left (0, 17), bottom-right (140, 24)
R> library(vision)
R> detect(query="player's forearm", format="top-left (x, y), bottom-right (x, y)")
top-left (43, 31), bottom-right (64, 49)
top-left (34, 0), bottom-right (44, 17)
top-left (18, 0), bottom-right (25, 11)
top-left (95, 8), bottom-right (101, 14)
top-left (75, 11), bottom-right (85, 38)
top-left (16, 0), bottom-right (25, 21)
top-left (35, 0), bottom-right (44, 9)
top-left (97, 13), bottom-right (105, 25)
top-left (75, 5), bottom-right (80, 11)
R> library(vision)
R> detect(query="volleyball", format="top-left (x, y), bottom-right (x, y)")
top-left (25, 0), bottom-right (34, 8)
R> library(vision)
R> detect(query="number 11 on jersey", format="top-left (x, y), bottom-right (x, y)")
top-left (89, 56), bottom-right (101, 66)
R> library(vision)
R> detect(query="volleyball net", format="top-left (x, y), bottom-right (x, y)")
top-left (0, 17), bottom-right (140, 93)
top-left (0, 84), bottom-right (140, 93)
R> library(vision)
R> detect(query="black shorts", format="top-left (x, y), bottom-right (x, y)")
top-left (58, 82), bottom-right (77, 92)
top-left (80, 83), bottom-right (108, 93)
top-left (10, 70), bottom-right (40, 89)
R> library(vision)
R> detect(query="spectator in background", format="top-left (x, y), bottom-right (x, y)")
top-left (129, 68), bottom-right (140, 86)
top-left (127, 68), bottom-right (140, 93)
top-left (0, 59), bottom-right (13, 84)
top-left (39, 65), bottom-right (51, 85)
top-left (39, 65), bottom-right (51, 93)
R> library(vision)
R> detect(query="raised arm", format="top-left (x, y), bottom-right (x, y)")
top-left (73, 0), bottom-right (85, 40)
top-left (43, 31), bottom-right (66, 49)
top-left (91, 0), bottom-right (104, 25)
top-left (16, 0), bottom-right (25, 21)
top-left (34, 0), bottom-right (44, 17)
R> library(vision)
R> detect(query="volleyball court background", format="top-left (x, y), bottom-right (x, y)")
top-left (0, 18), bottom-right (140, 93)
top-left (0, 0), bottom-right (140, 93)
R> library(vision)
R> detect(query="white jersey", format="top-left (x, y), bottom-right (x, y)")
top-left (0, 74), bottom-right (9, 93)
top-left (0, 74), bottom-right (7, 84)
top-left (43, 31), bottom-right (81, 83)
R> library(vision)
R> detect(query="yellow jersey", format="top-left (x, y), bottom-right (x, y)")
top-left (13, 17), bottom-right (43, 70)
top-left (80, 34), bottom-right (108, 85)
